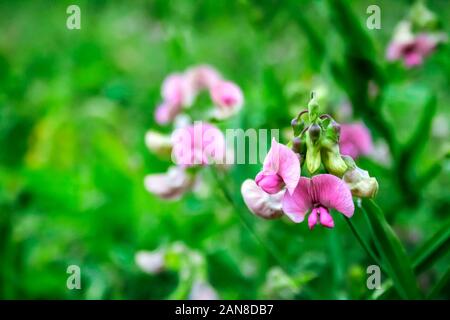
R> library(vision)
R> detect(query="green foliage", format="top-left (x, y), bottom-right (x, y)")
top-left (0, 0), bottom-right (449, 299)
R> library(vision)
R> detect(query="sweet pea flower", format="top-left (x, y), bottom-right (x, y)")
top-left (162, 73), bottom-right (193, 107)
top-left (255, 138), bottom-right (300, 195)
top-left (154, 101), bottom-right (182, 125)
top-left (339, 123), bottom-right (373, 159)
top-left (144, 166), bottom-right (193, 200)
top-left (185, 65), bottom-right (222, 91)
top-left (386, 21), bottom-right (447, 68)
top-left (171, 122), bottom-right (226, 167)
top-left (282, 174), bottom-right (354, 229)
top-left (241, 179), bottom-right (285, 219)
top-left (210, 80), bottom-right (244, 119)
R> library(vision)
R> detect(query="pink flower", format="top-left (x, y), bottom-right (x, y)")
top-left (210, 80), bottom-right (244, 119)
top-left (255, 138), bottom-right (300, 195)
top-left (135, 250), bottom-right (165, 274)
top-left (282, 174), bottom-right (354, 229)
top-left (144, 166), bottom-right (193, 200)
top-left (185, 65), bottom-right (222, 91)
top-left (162, 73), bottom-right (192, 106)
top-left (241, 179), bottom-right (285, 219)
top-left (171, 122), bottom-right (226, 167)
top-left (386, 21), bottom-right (447, 68)
top-left (339, 123), bottom-right (373, 159)
top-left (154, 102), bottom-right (181, 125)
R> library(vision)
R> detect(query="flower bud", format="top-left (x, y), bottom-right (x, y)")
top-left (305, 136), bottom-right (321, 174)
top-left (308, 92), bottom-right (319, 122)
top-left (321, 145), bottom-right (348, 177)
top-left (343, 166), bottom-right (378, 198)
top-left (291, 137), bottom-right (303, 154)
top-left (308, 124), bottom-right (321, 142)
top-left (135, 250), bottom-right (165, 274)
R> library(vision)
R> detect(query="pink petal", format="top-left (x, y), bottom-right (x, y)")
top-left (255, 172), bottom-right (284, 194)
top-left (263, 138), bottom-right (301, 194)
top-left (281, 177), bottom-right (312, 223)
top-left (404, 52), bottom-right (423, 67)
top-left (171, 122), bottom-right (226, 167)
top-left (340, 123), bottom-right (373, 159)
top-left (144, 167), bottom-right (191, 200)
top-left (162, 73), bottom-right (185, 106)
top-left (308, 208), bottom-right (319, 230)
top-left (210, 81), bottom-right (243, 110)
top-left (311, 174), bottom-right (354, 218)
top-left (318, 207), bottom-right (335, 228)
top-left (241, 179), bottom-right (284, 219)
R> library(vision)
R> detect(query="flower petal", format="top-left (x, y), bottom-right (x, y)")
top-left (241, 179), bottom-right (284, 219)
top-left (340, 123), bottom-right (373, 159)
top-left (281, 177), bottom-right (312, 223)
top-left (311, 174), bottom-right (354, 217)
top-left (144, 166), bottom-right (192, 200)
top-left (263, 138), bottom-right (301, 194)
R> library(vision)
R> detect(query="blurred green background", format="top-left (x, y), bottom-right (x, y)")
top-left (0, 0), bottom-right (449, 299)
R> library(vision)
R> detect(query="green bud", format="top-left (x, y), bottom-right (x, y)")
top-left (291, 118), bottom-right (304, 136)
top-left (308, 92), bottom-right (319, 122)
top-left (321, 145), bottom-right (348, 177)
top-left (343, 166), bottom-right (379, 198)
top-left (308, 124), bottom-right (321, 142)
top-left (306, 133), bottom-right (321, 174)
top-left (291, 137), bottom-right (303, 154)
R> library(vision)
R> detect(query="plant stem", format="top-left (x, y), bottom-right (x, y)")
top-left (345, 216), bottom-right (384, 272)
top-left (209, 167), bottom-right (294, 276)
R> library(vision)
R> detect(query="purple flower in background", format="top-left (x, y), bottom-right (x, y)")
top-left (339, 123), bottom-right (373, 159)
top-left (386, 21), bottom-right (447, 68)
top-left (282, 174), bottom-right (354, 229)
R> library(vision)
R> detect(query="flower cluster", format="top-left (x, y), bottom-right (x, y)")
top-left (242, 93), bottom-right (378, 230)
top-left (386, 2), bottom-right (447, 68)
top-left (145, 65), bottom-right (243, 200)
top-left (154, 65), bottom-right (243, 124)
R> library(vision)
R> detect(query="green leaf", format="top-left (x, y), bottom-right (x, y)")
top-left (362, 199), bottom-right (421, 299)
top-left (412, 219), bottom-right (450, 274)
top-left (427, 267), bottom-right (450, 299)
top-left (373, 220), bottom-right (450, 299)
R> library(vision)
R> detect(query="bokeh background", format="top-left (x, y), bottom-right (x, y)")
top-left (0, 0), bottom-right (449, 299)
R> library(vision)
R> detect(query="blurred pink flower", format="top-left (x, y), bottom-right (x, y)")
top-left (185, 65), bottom-right (222, 91)
top-left (339, 123), bottom-right (373, 159)
top-left (282, 174), bottom-right (354, 229)
top-left (255, 138), bottom-right (300, 195)
top-left (210, 80), bottom-right (244, 119)
top-left (154, 102), bottom-right (182, 125)
top-left (162, 73), bottom-right (193, 106)
top-left (144, 166), bottom-right (193, 200)
top-left (386, 21), bottom-right (447, 68)
top-left (241, 179), bottom-right (285, 219)
top-left (171, 122), bottom-right (226, 167)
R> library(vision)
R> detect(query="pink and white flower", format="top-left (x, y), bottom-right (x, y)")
top-left (241, 179), bottom-right (285, 219)
top-left (144, 166), bottom-right (193, 200)
top-left (210, 80), bottom-right (244, 119)
top-left (386, 21), bottom-right (447, 68)
top-left (171, 122), bottom-right (226, 167)
top-left (255, 138), bottom-right (300, 195)
top-left (282, 174), bottom-right (354, 229)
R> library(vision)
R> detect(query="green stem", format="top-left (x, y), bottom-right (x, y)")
top-left (209, 167), bottom-right (294, 276)
top-left (345, 216), bottom-right (384, 272)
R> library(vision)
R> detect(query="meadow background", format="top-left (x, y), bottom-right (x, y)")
top-left (0, 0), bottom-right (449, 299)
